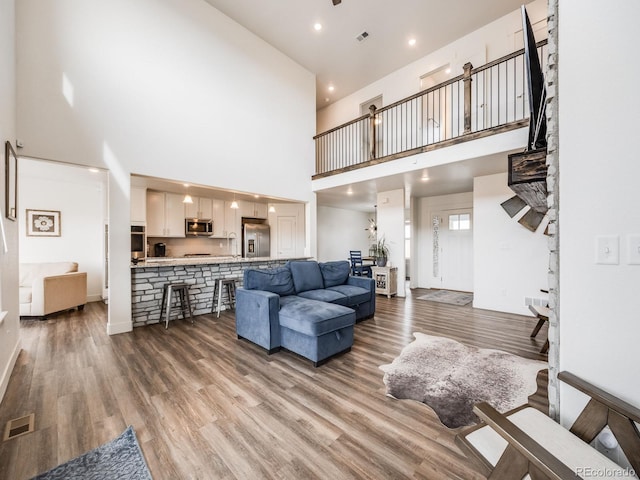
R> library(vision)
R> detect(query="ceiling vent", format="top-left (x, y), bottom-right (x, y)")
top-left (356, 31), bottom-right (369, 42)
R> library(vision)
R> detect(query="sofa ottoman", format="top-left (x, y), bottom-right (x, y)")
top-left (278, 296), bottom-right (355, 367)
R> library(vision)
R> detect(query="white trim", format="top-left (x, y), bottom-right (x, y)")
top-left (0, 338), bottom-right (21, 404)
top-left (107, 321), bottom-right (133, 336)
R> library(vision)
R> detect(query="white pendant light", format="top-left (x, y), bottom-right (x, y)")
top-left (183, 194), bottom-right (193, 204)
top-left (268, 205), bottom-right (276, 213)
top-left (230, 194), bottom-right (239, 209)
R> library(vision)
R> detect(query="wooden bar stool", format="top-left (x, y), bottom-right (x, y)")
top-left (213, 278), bottom-right (238, 318)
top-left (160, 283), bottom-right (193, 329)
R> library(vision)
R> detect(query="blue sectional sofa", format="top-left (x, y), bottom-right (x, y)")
top-left (236, 260), bottom-right (375, 366)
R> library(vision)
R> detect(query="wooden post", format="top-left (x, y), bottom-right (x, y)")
top-left (369, 104), bottom-right (377, 160)
top-left (463, 62), bottom-right (473, 134)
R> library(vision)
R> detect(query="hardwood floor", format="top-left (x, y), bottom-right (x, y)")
top-left (0, 289), bottom-right (548, 480)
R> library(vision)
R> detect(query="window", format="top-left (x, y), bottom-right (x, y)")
top-left (449, 213), bottom-right (470, 231)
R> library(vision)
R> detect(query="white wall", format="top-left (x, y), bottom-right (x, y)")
top-left (0, 0), bottom-right (20, 404)
top-left (316, 0), bottom-right (548, 132)
top-left (16, 0), bottom-right (316, 333)
top-left (317, 206), bottom-right (371, 262)
top-left (18, 159), bottom-right (106, 301)
top-left (558, 0), bottom-right (640, 424)
top-left (473, 173), bottom-right (548, 316)
top-left (377, 189), bottom-right (406, 297)
top-left (413, 192), bottom-right (473, 289)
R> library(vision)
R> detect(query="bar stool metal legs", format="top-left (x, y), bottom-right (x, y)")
top-left (213, 278), bottom-right (237, 318)
top-left (160, 283), bottom-right (193, 329)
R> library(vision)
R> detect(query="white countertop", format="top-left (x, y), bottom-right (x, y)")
top-left (132, 256), bottom-right (310, 268)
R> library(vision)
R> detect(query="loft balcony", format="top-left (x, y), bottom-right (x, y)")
top-left (313, 40), bottom-right (548, 179)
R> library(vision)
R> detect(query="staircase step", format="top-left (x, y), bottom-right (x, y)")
top-left (501, 195), bottom-right (527, 218)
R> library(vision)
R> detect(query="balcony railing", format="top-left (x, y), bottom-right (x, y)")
top-left (314, 40), bottom-right (547, 177)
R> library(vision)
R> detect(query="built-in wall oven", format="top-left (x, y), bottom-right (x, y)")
top-left (131, 225), bottom-right (146, 260)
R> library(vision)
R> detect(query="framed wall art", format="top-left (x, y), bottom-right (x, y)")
top-left (5, 141), bottom-right (17, 221)
top-left (26, 209), bottom-right (61, 237)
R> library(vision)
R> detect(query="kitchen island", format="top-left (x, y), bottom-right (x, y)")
top-left (131, 256), bottom-right (310, 327)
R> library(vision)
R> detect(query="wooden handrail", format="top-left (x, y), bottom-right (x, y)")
top-left (558, 371), bottom-right (640, 424)
top-left (313, 114), bottom-right (369, 140)
top-left (373, 74), bottom-right (465, 115)
top-left (473, 402), bottom-right (581, 480)
top-left (314, 39), bottom-right (549, 140)
top-left (314, 39), bottom-right (549, 175)
top-left (471, 39), bottom-right (548, 75)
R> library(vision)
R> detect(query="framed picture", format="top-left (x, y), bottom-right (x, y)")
top-left (26, 209), bottom-right (61, 237)
top-left (5, 141), bottom-right (17, 221)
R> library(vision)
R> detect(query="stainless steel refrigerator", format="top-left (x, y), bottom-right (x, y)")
top-left (243, 223), bottom-right (270, 258)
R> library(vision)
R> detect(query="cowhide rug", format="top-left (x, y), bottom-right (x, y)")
top-left (379, 333), bottom-right (547, 428)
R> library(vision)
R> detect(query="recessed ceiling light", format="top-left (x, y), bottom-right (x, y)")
top-left (408, 38), bottom-right (417, 47)
top-left (314, 23), bottom-right (322, 31)
top-left (328, 85), bottom-right (335, 92)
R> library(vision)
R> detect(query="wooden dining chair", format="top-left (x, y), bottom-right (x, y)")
top-left (349, 251), bottom-right (372, 277)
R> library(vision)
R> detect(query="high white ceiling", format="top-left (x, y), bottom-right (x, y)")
top-left (134, 1), bottom-right (530, 212)
top-left (202, 0), bottom-right (526, 109)
top-left (200, 0), bottom-right (529, 213)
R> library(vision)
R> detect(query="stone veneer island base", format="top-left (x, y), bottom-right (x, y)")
top-left (131, 257), bottom-right (308, 327)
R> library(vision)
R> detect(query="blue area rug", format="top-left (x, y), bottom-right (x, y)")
top-left (32, 426), bottom-right (152, 480)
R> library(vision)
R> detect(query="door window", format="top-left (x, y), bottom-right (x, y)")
top-left (448, 213), bottom-right (471, 231)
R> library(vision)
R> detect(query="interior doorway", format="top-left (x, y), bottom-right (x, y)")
top-left (434, 209), bottom-right (473, 292)
top-left (17, 158), bottom-right (108, 317)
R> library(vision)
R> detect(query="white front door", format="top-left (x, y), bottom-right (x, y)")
top-left (435, 209), bottom-right (473, 292)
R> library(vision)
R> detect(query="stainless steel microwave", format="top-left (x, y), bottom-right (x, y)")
top-left (185, 219), bottom-right (213, 236)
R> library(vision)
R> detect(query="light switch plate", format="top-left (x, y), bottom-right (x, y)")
top-left (595, 235), bottom-right (619, 265)
top-left (628, 235), bottom-right (640, 265)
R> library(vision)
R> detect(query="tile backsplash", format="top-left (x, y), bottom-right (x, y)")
top-left (146, 236), bottom-right (238, 258)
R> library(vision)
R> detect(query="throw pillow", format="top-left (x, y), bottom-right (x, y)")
top-left (319, 261), bottom-right (350, 287)
top-left (243, 267), bottom-right (296, 296)
top-left (288, 261), bottom-right (324, 293)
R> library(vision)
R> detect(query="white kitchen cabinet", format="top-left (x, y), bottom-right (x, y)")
top-left (210, 199), bottom-right (225, 237)
top-left (184, 196), bottom-right (213, 219)
top-left (239, 201), bottom-right (268, 219)
top-left (146, 191), bottom-right (186, 237)
top-left (130, 187), bottom-right (147, 224)
top-left (254, 203), bottom-right (268, 219)
top-left (224, 201), bottom-right (241, 238)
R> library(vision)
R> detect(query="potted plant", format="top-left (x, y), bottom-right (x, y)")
top-left (374, 237), bottom-right (389, 267)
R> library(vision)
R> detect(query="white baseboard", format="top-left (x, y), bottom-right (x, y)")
top-left (0, 337), bottom-right (21, 405)
top-left (87, 294), bottom-right (103, 303)
top-left (107, 321), bottom-right (133, 336)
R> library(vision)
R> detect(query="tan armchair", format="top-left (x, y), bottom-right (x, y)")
top-left (19, 262), bottom-right (87, 318)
